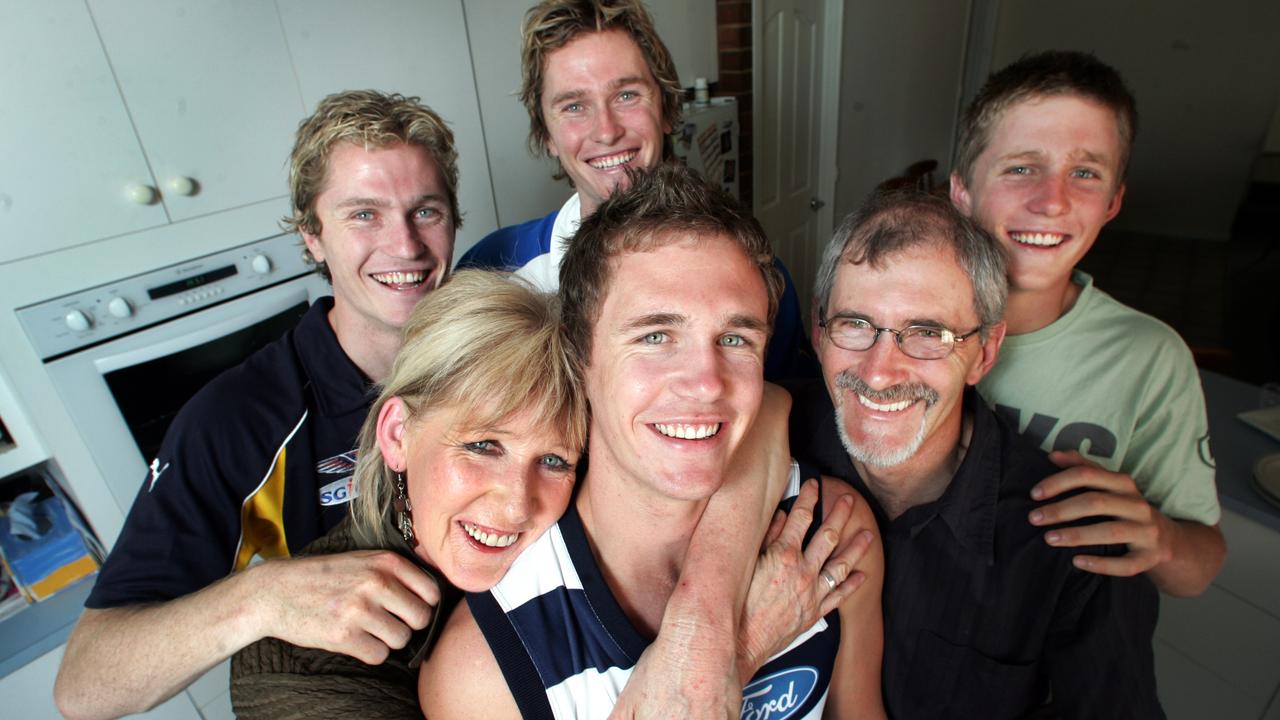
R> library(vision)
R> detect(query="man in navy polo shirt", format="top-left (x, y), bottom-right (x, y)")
top-left (791, 189), bottom-right (1162, 717)
top-left (55, 90), bottom-right (455, 719)
top-left (458, 0), bottom-right (816, 380)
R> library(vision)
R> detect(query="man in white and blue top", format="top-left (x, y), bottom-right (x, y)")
top-left (421, 164), bottom-right (885, 718)
top-left (457, 0), bottom-right (817, 381)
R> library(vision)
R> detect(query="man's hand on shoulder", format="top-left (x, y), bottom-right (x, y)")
top-left (245, 549), bottom-right (440, 664)
top-left (608, 479), bottom-right (875, 720)
top-left (1029, 451), bottom-right (1173, 575)
top-left (1028, 450), bottom-right (1224, 596)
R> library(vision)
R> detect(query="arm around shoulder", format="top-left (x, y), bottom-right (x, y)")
top-left (1146, 518), bottom-right (1225, 597)
top-left (57, 549), bottom-right (439, 720)
top-left (56, 566), bottom-right (268, 720)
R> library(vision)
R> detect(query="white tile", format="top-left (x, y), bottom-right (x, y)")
top-left (185, 659), bottom-right (230, 709)
top-left (0, 646), bottom-right (65, 720)
top-left (1216, 508), bottom-right (1280, 619)
top-left (0, 646), bottom-right (200, 720)
top-left (198, 689), bottom-right (234, 720)
top-left (1157, 583), bottom-right (1280, 705)
top-left (1154, 639), bottom-right (1266, 720)
top-left (130, 694), bottom-right (204, 720)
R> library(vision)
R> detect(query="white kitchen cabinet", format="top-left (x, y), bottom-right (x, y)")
top-left (87, 0), bottom-right (306, 223)
top-left (0, 0), bottom-right (305, 265)
top-left (0, 0), bottom-right (169, 264)
top-left (277, 0), bottom-right (499, 254)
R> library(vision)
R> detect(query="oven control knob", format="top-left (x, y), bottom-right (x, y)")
top-left (107, 297), bottom-right (133, 318)
top-left (251, 254), bottom-right (272, 274)
top-left (64, 309), bottom-right (92, 332)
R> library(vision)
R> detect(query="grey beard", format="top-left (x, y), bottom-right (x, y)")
top-left (833, 371), bottom-right (938, 467)
top-left (834, 371), bottom-right (940, 407)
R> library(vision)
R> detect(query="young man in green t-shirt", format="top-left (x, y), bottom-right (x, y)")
top-left (950, 51), bottom-right (1224, 597)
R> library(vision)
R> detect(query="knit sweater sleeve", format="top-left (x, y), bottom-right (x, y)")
top-left (229, 519), bottom-right (426, 720)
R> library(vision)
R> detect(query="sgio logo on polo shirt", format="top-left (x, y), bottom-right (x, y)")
top-left (740, 667), bottom-right (818, 720)
top-left (319, 476), bottom-right (357, 506)
top-left (317, 451), bottom-right (359, 506)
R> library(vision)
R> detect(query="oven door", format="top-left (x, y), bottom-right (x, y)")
top-left (44, 274), bottom-right (331, 516)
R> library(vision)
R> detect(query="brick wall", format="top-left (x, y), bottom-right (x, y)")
top-left (714, 0), bottom-right (753, 209)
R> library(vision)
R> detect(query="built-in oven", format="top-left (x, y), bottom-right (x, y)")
top-left (15, 233), bottom-right (331, 519)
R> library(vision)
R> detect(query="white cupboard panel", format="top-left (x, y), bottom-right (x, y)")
top-left (277, 0), bottom-right (498, 258)
top-left (0, 0), bottom-right (168, 264)
top-left (88, 0), bottom-right (306, 222)
top-left (463, 0), bottom-right (567, 230)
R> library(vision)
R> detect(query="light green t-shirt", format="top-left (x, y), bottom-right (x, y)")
top-left (978, 270), bottom-right (1220, 525)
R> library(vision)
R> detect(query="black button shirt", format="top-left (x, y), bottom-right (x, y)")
top-left (788, 381), bottom-right (1164, 719)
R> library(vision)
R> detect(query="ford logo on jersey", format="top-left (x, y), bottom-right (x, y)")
top-left (740, 667), bottom-right (818, 720)
top-left (318, 476), bottom-right (357, 506)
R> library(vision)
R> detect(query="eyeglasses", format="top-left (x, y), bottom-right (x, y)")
top-left (818, 311), bottom-right (984, 360)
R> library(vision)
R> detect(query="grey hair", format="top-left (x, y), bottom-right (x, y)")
top-left (813, 190), bottom-right (1007, 334)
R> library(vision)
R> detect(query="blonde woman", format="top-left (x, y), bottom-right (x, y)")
top-left (231, 270), bottom-right (586, 718)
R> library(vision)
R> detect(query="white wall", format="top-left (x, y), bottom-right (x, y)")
top-left (462, 0), bottom-right (719, 240)
top-left (831, 1), bottom-right (971, 222)
top-left (991, 1), bottom-right (1280, 241)
top-left (462, 0), bottom-right (565, 233)
top-left (650, 0), bottom-right (718, 87)
top-left (277, 0), bottom-right (498, 257)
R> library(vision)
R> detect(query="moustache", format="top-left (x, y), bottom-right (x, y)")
top-left (835, 371), bottom-right (940, 407)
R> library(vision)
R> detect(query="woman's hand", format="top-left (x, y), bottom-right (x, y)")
top-left (736, 478), bottom-right (874, 680)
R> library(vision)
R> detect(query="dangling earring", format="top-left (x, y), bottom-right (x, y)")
top-left (393, 471), bottom-right (415, 545)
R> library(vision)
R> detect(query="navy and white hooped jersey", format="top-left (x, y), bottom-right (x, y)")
top-left (466, 460), bottom-right (840, 720)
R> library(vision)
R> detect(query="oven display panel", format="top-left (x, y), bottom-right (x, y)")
top-left (147, 265), bottom-right (238, 300)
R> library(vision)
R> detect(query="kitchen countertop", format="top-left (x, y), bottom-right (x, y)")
top-left (1201, 369), bottom-right (1280, 533)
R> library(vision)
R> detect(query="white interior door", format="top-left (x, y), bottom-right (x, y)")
top-left (755, 0), bottom-right (838, 324)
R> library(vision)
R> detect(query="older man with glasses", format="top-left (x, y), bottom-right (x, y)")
top-left (787, 189), bottom-right (1164, 719)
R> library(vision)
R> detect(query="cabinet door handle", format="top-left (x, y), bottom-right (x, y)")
top-left (126, 183), bottom-right (159, 205)
top-left (167, 176), bottom-right (198, 196)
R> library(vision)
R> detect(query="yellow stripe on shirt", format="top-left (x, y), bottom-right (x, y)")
top-left (234, 447), bottom-right (290, 571)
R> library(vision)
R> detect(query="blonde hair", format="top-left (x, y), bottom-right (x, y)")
top-left (520, 0), bottom-right (682, 161)
top-left (285, 90), bottom-right (462, 279)
top-left (350, 270), bottom-right (586, 548)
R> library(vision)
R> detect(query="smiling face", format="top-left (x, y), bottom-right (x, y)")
top-left (377, 400), bottom-right (579, 593)
top-left (583, 234), bottom-right (768, 503)
top-left (951, 94), bottom-right (1126, 296)
top-left (541, 30), bottom-right (668, 215)
top-left (302, 141), bottom-right (454, 347)
top-left (816, 245), bottom-right (1003, 471)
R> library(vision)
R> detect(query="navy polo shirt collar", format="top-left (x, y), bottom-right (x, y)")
top-left (294, 297), bottom-right (374, 417)
top-left (928, 387), bottom-right (999, 564)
